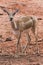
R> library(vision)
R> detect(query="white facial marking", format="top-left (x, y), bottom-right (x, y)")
top-left (14, 21), bottom-right (17, 29)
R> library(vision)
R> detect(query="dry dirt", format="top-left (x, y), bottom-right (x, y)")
top-left (0, 0), bottom-right (43, 65)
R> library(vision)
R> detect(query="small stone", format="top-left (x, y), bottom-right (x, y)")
top-left (5, 37), bottom-right (12, 42)
top-left (0, 35), bottom-right (2, 38)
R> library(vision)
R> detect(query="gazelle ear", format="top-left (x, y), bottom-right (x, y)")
top-left (13, 8), bottom-right (19, 16)
top-left (0, 6), bottom-right (9, 15)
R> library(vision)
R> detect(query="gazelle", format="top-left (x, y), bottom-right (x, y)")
top-left (0, 6), bottom-right (41, 56)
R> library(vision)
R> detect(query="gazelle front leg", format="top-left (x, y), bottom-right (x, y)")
top-left (17, 32), bottom-right (21, 55)
top-left (22, 31), bottom-right (31, 54)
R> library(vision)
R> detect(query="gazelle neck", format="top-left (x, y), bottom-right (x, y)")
top-left (14, 21), bottom-right (18, 29)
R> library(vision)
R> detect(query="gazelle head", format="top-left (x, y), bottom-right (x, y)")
top-left (0, 6), bottom-right (19, 21)
top-left (9, 9), bottom-right (19, 21)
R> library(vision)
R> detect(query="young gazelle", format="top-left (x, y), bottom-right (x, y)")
top-left (0, 6), bottom-right (40, 56)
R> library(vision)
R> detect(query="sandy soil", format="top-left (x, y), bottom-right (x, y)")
top-left (0, 0), bottom-right (43, 65)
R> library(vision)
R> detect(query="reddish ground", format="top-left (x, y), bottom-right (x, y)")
top-left (0, 0), bottom-right (43, 65)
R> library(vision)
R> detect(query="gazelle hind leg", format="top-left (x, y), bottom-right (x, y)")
top-left (32, 22), bottom-right (40, 56)
top-left (35, 30), bottom-right (40, 56)
top-left (35, 24), bottom-right (40, 55)
top-left (31, 17), bottom-right (40, 55)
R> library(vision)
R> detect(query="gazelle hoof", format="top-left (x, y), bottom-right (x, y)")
top-left (14, 54), bottom-right (19, 58)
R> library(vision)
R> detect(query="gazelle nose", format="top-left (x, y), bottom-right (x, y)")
top-left (10, 18), bottom-right (13, 21)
